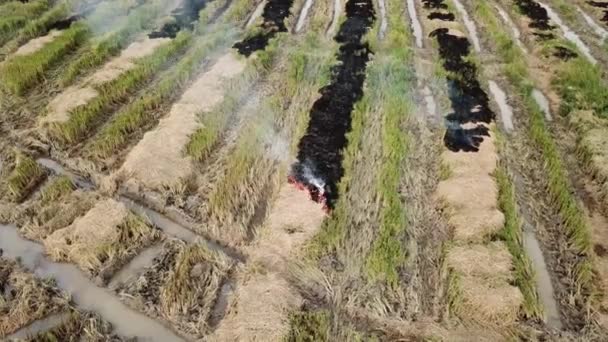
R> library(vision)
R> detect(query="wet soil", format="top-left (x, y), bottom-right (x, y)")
top-left (290, 0), bottom-right (375, 208)
top-left (233, 0), bottom-right (294, 56)
top-left (428, 12), bottom-right (455, 21)
top-left (588, 1), bottom-right (608, 24)
top-left (429, 27), bottom-right (495, 152)
top-left (149, 0), bottom-right (209, 39)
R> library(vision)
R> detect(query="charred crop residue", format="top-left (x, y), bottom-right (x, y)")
top-left (47, 15), bottom-right (83, 31)
top-left (422, 0), bottom-right (448, 10)
top-left (428, 12), bottom-right (455, 21)
top-left (289, 0), bottom-right (375, 209)
top-left (515, 0), bottom-right (578, 60)
top-left (515, 0), bottom-right (554, 31)
top-left (149, 0), bottom-right (209, 39)
top-left (430, 27), bottom-right (494, 152)
top-left (588, 1), bottom-right (608, 24)
top-left (233, 0), bottom-right (294, 56)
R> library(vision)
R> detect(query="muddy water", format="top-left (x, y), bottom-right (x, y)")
top-left (407, 0), bottom-right (424, 48)
top-left (108, 244), bottom-right (163, 288)
top-left (149, 0), bottom-right (209, 38)
top-left (532, 88), bottom-right (553, 121)
top-left (495, 4), bottom-right (528, 53)
top-left (233, 0), bottom-right (294, 56)
top-left (0, 225), bottom-right (184, 342)
top-left (6, 312), bottom-right (71, 340)
top-left (523, 229), bottom-right (563, 329)
top-left (291, 0), bottom-right (375, 208)
top-left (37, 158), bottom-right (95, 190)
top-left (488, 80), bottom-right (514, 132)
top-left (537, 1), bottom-right (598, 64)
top-left (119, 197), bottom-right (199, 243)
top-left (294, 0), bottom-right (314, 32)
top-left (452, 0), bottom-right (481, 52)
top-left (578, 6), bottom-right (608, 40)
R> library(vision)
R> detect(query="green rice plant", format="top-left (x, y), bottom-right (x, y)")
top-left (5, 152), bottom-right (46, 202)
top-left (555, 58), bottom-right (608, 119)
top-left (286, 310), bottom-right (331, 342)
top-left (40, 176), bottom-right (75, 204)
top-left (0, 2), bottom-right (70, 59)
top-left (495, 165), bottom-right (543, 319)
top-left (59, 0), bottom-right (167, 86)
top-left (473, 0), bottom-right (594, 296)
top-left (88, 30), bottom-right (236, 157)
top-left (0, 22), bottom-right (89, 95)
top-left (0, 0), bottom-right (49, 45)
top-left (364, 5), bottom-right (412, 287)
top-left (49, 32), bottom-right (192, 145)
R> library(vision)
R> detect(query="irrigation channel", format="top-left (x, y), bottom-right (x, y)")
top-left (290, 0), bottom-right (375, 208)
top-left (0, 225), bottom-right (184, 342)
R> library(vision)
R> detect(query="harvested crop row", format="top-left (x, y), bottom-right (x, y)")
top-left (416, 0), bottom-right (525, 328)
top-left (45, 32), bottom-right (192, 145)
top-left (115, 239), bottom-right (232, 339)
top-left (0, 0), bottom-right (49, 46)
top-left (0, 22), bottom-right (89, 95)
top-left (58, 0), bottom-right (170, 87)
top-left (489, 0), bottom-right (608, 331)
top-left (86, 27), bottom-right (238, 162)
top-left (0, 257), bottom-right (69, 338)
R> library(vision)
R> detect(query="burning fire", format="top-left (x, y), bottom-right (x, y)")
top-left (287, 175), bottom-right (331, 214)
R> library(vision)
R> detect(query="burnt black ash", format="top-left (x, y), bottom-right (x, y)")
top-left (532, 31), bottom-right (555, 40)
top-left (587, 1), bottom-right (608, 24)
top-left (430, 27), bottom-right (494, 152)
top-left (515, 0), bottom-right (554, 31)
top-left (47, 15), bottom-right (83, 31)
top-left (553, 46), bottom-right (578, 61)
top-left (233, 0), bottom-right (294, 56)
top-left (149, 0), bottom-right (209, 39)
top-left (290, 0), bottom-right (375, 208)
top-left (428, 12), bottom-right (455, 21)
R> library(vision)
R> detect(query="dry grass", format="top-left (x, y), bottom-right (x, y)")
top-left (44, 199), bottom-right (160, 279)
top-left (25, 310), bottom-right (128, 342)
top-left (116, 239), bottom-right (231, 338)
top-left (0, 258), bottom-right (69, 337)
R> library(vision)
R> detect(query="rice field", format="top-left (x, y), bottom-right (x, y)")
top-left (2, 0), bottom-right (608, 340)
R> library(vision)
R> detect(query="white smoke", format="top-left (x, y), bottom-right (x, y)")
top-left (301, 159), bottom-right (326, 196)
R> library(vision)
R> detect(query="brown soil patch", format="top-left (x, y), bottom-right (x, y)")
top-left (13, 30), bottom-right (63, 57)
top-left (0, 258), bottom-right (68, 337)
top-left (211, 185), bottom-right (326, 340)
top-left (118, 53), bottom-right (246, 191)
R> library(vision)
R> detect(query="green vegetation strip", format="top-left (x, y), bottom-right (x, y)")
top-left (0, 22), bottom-right (89, 95)
top-left (473, 0), bottom-right (594, 294)
top-left (0, 0), bottom-right (49, 45)
top-left (40, 175), bottom-right (75, 205)
top-left (59, 0), bottom-right (166, 86)
top-left (0, 1), bottom-right (70, 59)
top-left (495, 160), bottom-right (543, 319)
top-left (4, 152), bottom-right (46, 202)
top-left (48, 32), bottom-right (192, 145)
